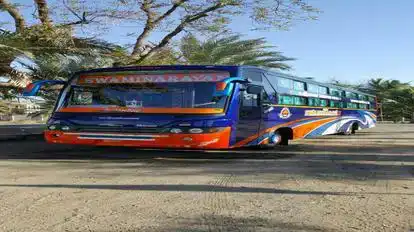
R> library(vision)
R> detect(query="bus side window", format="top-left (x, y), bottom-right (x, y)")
top-left (319, 99), bottom-right (328, 107)
top-left (242, 92), bottom-right (259, 107)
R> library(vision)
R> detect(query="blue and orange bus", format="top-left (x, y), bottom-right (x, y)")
top-left (24, 65), bottom-right (377, 149)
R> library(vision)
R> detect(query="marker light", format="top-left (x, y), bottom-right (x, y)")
top-left (170, 128), bottom-right (183, 133)
top-left (189, 128), bottom-right (203, 134)
top-left (215, 82), bottom-right (227, 91)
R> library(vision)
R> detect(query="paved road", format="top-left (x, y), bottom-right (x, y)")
top-left (0, 124), bottom-right (413, 232)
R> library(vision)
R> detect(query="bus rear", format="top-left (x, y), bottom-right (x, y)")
top-left (44, 66), bottom-right (246, 149)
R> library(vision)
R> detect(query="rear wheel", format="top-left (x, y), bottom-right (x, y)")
top-left (351, 123), bottom-right (359, 134)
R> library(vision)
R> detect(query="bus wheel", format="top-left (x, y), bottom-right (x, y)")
top-left (273, 128), bottom-right (292, 146)
top-left (351, 123), bottom-right (359, 134)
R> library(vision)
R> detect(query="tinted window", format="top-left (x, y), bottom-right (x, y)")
top-left (307, 84), bottom-right (319, 93)
top-left (262, 89), bottom-right (271, 103)
top-left (320, 99), bottom-right (328, 107)
top-left (308, 97), bottom-right (319, 106)
top-left (293, 81), bottom-right (305, 91)
top-left (243, 70), bottom-right (262, 82)
top-left (263, 77), bottom-right (277, 102)
top-left (330, 101), bottom-right (343, 108)
top-left (68, 82), bottom-right (228, 109)
top-left (346, 91), bottom-right (358, 99)
top-left (359, 95), bottom-right (368, 101)
top-left (330, 88), bottom-right (341, 97)
top-left (294, 96), bottom-right (306, 105)
top-left (278, 78), bottom-right (292, 89)
top-left (278, 95), bottom-right (293, 105)
top-left (318, 86), bottom-right (328, 95)
top-left (242, 92), bottom-right (259, 107)
top-left (359, 104), bottom-right (368, 109)
top-left (346, 102), bottom-right (358, 108)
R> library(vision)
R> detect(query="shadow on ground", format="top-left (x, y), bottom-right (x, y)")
top-left (0, 183), bottom-right (412, 196)
top-left (0, 126), bottom-right (413, 181)
top-left (104, 215), bottom-right (343, 232)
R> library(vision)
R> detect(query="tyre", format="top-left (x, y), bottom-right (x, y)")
top-left (351, 123), bottom-right (359, 135)
top-left (272, 131), bottom-right (289, 146)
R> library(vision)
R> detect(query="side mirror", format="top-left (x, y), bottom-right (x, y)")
top-left (246, 85), bottom-right (262, 95)
top-left (23, 80), bottom-right (67, 96)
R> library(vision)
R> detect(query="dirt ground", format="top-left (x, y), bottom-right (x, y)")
top-left (0, 124), bottom-right (413, 232)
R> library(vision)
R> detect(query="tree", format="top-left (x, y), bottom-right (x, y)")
top-left (2, 0), bottom-right (318, 66)
top-left (0, 22), bottom-right (125, 72)
top-left (123, 0), bottom-right (319, 64)
top-left (15, 52), bottom-right (117, 116)
top-left (179, 34), bottom-right (293, 69)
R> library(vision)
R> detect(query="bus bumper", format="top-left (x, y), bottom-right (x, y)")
top-left (44, 127), bottom-right (231, 149)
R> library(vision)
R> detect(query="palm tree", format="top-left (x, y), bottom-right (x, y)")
top-left (0, 26), bottom-right (124, 84)
top-left (179, 34), bottom-right (294, 69)
top-left (17, 52), bottom-right (118, 117)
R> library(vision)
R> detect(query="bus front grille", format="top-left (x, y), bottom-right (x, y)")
top-left (75, 126), bottom-right (166, 134)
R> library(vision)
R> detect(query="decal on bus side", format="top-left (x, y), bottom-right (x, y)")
top-left (304, 108), bottom-right (341, 117)
top-left (279, 107), bottom-right (292, 119)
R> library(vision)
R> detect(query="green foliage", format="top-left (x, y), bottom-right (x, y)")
top-left (365, 79), bottom-right (413, 122)
top-left (332, 78), bottom-right (414, 122)
top-left (19, 52), bottom-right (116, 117)
top-left (179, 34), bottom-right (293, 69)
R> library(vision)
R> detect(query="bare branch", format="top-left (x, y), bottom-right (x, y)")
top-left (62, 0), bottom-right (83, 21)
top-left (0, 0), bottom-right (26, 33)
top-left (135, 2), bottom-right (227, 63)
top-left (33, 0), bottom-right (52, 26)
top-left (58, 0), bottom-right (92, 26)
top-left (153, 0), bottom-right (188, 25)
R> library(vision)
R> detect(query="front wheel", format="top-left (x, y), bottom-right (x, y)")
top-left (271, 132), bottom-right (289, 146)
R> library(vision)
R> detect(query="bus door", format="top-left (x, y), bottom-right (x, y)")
top-left (235, 85), bottom-right (263, 143)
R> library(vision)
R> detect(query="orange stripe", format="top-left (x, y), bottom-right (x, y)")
top-left (292, 117), bottom-right (338, 139)
top-left (78, 72), bottom-right (230, 84)
top-left (58, 107), bottom-right (224, 114)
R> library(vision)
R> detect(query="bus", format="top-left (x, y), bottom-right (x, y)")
top-left (23, 65), bottom-right (377, 149)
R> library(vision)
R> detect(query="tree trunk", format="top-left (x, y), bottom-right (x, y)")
top-left (130, 26), bottom-right (152, 58)
top-left (0, 57), bottom-right (14, 77)
top-left (33, 0), bottom-right (52, 26)
top-left (0, 0), bottom-right (26, 32)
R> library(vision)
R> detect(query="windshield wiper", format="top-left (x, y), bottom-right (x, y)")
top-left (194, 102), bottom-right (217, 107)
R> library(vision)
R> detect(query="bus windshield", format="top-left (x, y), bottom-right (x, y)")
top-left (66, 82), bottom-right (228, 110)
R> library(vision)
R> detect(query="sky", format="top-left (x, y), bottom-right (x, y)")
top-left (230, 0), bottom-right (414, 84)
top-left (1, 0), bottom-right (413, 84)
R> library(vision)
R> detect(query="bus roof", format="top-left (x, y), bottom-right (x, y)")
top-left (75, 65), bottom-right (240, 75)
top-left (241, 65), bottom-right (375, 97)
top-left (75, 65), bottom-right (374, 97)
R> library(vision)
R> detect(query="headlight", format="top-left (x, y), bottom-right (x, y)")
top-left (168, 127), bottom-right (227, 134)
top-left (48, 125), bottom-right (57, 130)
top-left (61, 126), bottom-right (70, 131)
